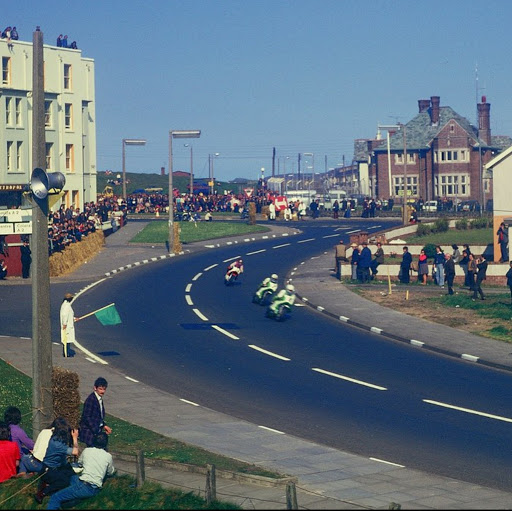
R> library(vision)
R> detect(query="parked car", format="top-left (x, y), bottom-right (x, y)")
top-left (423, 200), bottom-right (439, 212)
top-left (457, 200), bottom-right (481, 212)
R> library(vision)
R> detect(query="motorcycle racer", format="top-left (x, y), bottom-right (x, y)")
top-left (253, 273), bottom-right (278, 303)
top-left (267, 284), bottom-right (296, 317)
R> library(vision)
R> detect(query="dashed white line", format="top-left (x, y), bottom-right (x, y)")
top-left (258, 425), bottom-right (285, 434)
top-left (212, 325), bottom-right (240, 340)
top-left (192, 272), bottom-right (202, 281)
top-left (273, 243), bottom-right (291, 249)
top-left (346, 229), bottom-right (360, 234)
top-left (246, 249), bottom-right (266, 255)
top-left (180, 398), bottom-right (200, 407)
top-left (298, 238), bottom-right (315, 243)
top-left (312, 368), bottom-right (387, 390)
top-left (185, 283), bottom-right (192, 293)
top-left (185, 295), bottom-right (194, 306)
top-left (322, 234), bottom-right (339, 238)
top-left (204, 264), bottom-right (218, 271)
top-left (223, 255), bottom-right (241, 262)
top-left (248, 345), bottom-right (290, 361)
top-left (193, 309), bottom-right (208, 321)
top-left (423, 400), bottom-right (512, 423)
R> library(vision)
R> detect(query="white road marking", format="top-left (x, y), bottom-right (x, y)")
top-left (212, 325), bottom-right (240, 340)
top-left (223, 255), bottom-right (241, 262)
top-left (423, 400), bottom-right (512, 423)
top-left (248, 345), bottom-right (290, 361)
top-left (204, 264), bottom-right (218, 271)
top-left (370, 457), bottom-right (405, 468)
top-left (193, 309), bottom-right (208, 321)
top-left (258, 425), bottom-right (285, 434)
top-left (346, 229), bottom-right (361, 234)
top-left (185, 295), bottom-right (194, 306)
top-left (273, 243), bottom-right (291, 249)
top-left (125, 376), bottom-right (139, 383)
top-left (180, 399), bottom-right (200, 407)
top-left (298, 238), bottom-right (315, 243)
top-left (246, 249), bottom-right (266, 255)
top-left (322, 234), bottom-right (339, 238)
top-left (312, 368), bottom-right (387, 390)
top-left (410, 339), bottom-right (424, 347)
top-left (192, 272), bottom-right (202, 281)
top-left (185, 283), bottom-right (192, 293)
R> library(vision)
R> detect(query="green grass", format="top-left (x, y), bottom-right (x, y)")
top-left (130, 220), bottom-right (269, 244)
top-left (406, 228), bottom-right (492, 245)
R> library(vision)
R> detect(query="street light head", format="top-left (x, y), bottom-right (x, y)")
top-left (123, 139), bottom-right (146, 146)
top-left (171, 130), bottom-right (201, 139)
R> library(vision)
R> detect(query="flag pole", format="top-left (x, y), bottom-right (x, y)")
top-left (76, 303), bottom-right (116, 322)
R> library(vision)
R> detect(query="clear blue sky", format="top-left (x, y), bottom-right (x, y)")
top-left (6, 0), bottom-right (512, 182)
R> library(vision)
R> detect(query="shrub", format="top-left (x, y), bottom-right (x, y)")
top-left (470, 217), bottom-right (488, 229)
top-left (433, 218), bottom-right (449, 233)
top-left (423, 243), bottom-right (437, 259)
top-left (455, 218), bottom-right (468, 230)
top-left (416, 223), bottom-right (431, 237)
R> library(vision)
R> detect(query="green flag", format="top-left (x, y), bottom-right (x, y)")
top-left (94, 304), bottom-right (122, 326)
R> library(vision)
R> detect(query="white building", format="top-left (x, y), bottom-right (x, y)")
top-left (1, 33), bottom-right (96, 210)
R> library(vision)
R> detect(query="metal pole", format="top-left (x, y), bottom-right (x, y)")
top-left (32, 27), bottom-right (53, 437)
top-left (122, 140), bottom-right (126, 200)
top-left (402, 124), bottom-right (408, 225)
top-left (168, 132), bottom-right (174, 250)
top-left (189, 145), bottom-right (193, 196)
top-left (211, 155), bottom-right (215, 195)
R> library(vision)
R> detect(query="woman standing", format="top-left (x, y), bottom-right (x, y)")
top-left (418, 249), bottom-right (429, 285)
top-left (467, 253), bottom-right (477, 293)
top-left (433, 245), bottom-right (445, 288)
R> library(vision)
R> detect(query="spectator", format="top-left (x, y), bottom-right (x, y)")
top-left (459, 249), bottom-right (470, 288)
top-left (433, 245), bottom-right (445, 288)
top-left (370, 242), bottom-right (384, 280)
top-left (62, 35), bottom-right (68, 47)
top-left (451, 244), bottom-right (461, 264)
top-left (60, 293), bottom-right (76, 358)
top-left (497, 222), bottom-right (509, 263)
top-left (3, 406), bottom-right (34, 457)
top-left (10, 26), bottom-right (18, 40)
top-left (0, 421), bottom-right (20, 483)
top-left (444, 253), bottom-right (456, 295)
top-left (79, 377), bottom-right (112, 447)
top-left (20, 239), bottom-right (32, 279)
top-left (334, 240), bottom-right (348, 280)
top-left (56, 34), bottom-right (63, 47)
top-left (358, 241), bottom-right (372, 283)
top-left (400, 246), bottom-right (412, 284)
top-left (418, 248), bottom-right (429, 285)
top-left (472, 254), bottom-right (488, 301)
top-left (467, 253), bottom-right (477, 294)
top-left (0, 259), bottom-right (6, 280)
top-left (70, 40), bottom-right (78, 49)
top-left (47, 432), bottom-right (115, 510)
top-left (506, 261), bottom-right (512, 305)
top-left (349, 243), bottom-right (359, 280)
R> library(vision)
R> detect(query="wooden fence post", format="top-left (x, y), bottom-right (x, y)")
top-left (135, 450), bottom-right (145, 487)
top-left (286, 481), bottom-right (298, 510)
top-left (205, 463), bottom-right (216, 505)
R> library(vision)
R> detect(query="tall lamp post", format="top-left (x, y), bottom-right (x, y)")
top-left (209, 152), bottom-right (219, 195)
top-left (184, 143), bottom-right (194, 195)
top-left (122, 139), bottom-right (146, 200)
top-left (168, 130), bottom-right (201, 252)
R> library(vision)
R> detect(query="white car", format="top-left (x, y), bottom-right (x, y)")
top-left (423, 200), bottom-right (438, 212)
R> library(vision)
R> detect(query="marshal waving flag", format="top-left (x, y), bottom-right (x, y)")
top-left (76, 303), bottom-right (122, 326)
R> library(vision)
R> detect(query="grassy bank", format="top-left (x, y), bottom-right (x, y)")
top-left (131, 220), bottom-right (269, 244)
top-left (403, 227), bottom-right (492, 245)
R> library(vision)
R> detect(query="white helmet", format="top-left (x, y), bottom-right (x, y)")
top-left (286, 284), bottom-right (295, 292)
top-left (271, 273), bottom-right (278, 280)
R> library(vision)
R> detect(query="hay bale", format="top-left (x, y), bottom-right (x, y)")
top-left (248, 202), bottom-right (257, 225)
top-left (49, 231), bottom-right (105, 277)
top-left (52, 367), bottom-right (81, 429)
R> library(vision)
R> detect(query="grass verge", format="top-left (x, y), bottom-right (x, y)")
top-left (130, 220), bottom-right (269, 244)
top-left (404, 227), bottom-right (492, 245)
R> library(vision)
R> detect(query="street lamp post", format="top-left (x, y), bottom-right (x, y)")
top-left (168, 130), bottom-right (201, 252)
top-left (122, 139), bottom-right (146, 200)
top-left (209, 153), bottom-right (219, 195)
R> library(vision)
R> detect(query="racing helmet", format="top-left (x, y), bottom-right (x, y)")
top-left (271, 273), bottom-right (278, 280)
top-left (286, 284), bottom-right (295, 292)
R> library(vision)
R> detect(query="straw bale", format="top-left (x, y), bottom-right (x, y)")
top-left (52, 366), bottom-right (81, 429)
top-left (49, 231), bottom-right (105, 277)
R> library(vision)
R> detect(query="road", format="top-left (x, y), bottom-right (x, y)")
top-left (3, 218), bottom-right (512, 491)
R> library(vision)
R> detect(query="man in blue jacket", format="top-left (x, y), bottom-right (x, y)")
top-left (358, 241), bottom-right (372, 283)
top-left (79, 378), bottom-right (112, 447)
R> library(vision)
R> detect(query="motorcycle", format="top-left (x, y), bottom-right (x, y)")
top-left (265, 302), bottom-right (292, 321)
top-left (224, 268), bottom-right (240, 286)
top-left (252, 288), bottom-right (275, 305)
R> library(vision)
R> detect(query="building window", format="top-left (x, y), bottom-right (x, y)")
top-left (2, 57), bottom-right (11, 85)
top-left (5, 97), bottom-right (12, 125)
top-left (434, 174), bottom-right (470, 197)
top-left (393, 175), bottom-right (418, 197)
top-left (64, 103), bottom-right (73, 129)
top-left (394, 153), bottom-right (416, 164)
top-left (16, 141), bottom-right (22, 171)
top-left (64, 64), bottom-right (72, 90)
top-left (435, 149), bottom-right (468, 163)
top-left (6, 141), bottom-right (13, 172)
top-left (66, 144), bottom-right (75, 172)
top-left (46, 143), bottom-right (53, 170)
top-left (15, 98), bottom-right (22, 126)
top-left (44, 100), bottom-right (52, 127)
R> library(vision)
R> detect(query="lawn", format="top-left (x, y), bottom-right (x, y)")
top-left (130, 220), bottom-right (269, 244)
top-left (405, 227), bottom-right (492, 246)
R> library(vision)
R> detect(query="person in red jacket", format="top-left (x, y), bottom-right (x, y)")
top-left (0, 421), bottom-right (20, 483)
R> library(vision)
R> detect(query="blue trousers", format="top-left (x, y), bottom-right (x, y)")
top-left (47, 474), bottom-right (100, 510)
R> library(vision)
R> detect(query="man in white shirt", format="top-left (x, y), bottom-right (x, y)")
top-left (46, 432), bottom-right (115, 510)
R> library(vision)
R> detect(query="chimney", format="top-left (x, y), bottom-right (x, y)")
top-left (418, 99), bottom-right (430, 113)
top-left (430, 96), bottom-right (440, 124)
top-left (161, 166), bottom-right (165, 176)
top-left (477, 96), bottom-right (491, 145)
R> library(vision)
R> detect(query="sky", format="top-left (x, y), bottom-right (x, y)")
top-left (5, 0), bottom-right (512, 183)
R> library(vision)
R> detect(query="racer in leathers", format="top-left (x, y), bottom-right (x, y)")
top-left (226, 258), bottom-right (244, 280)
top-left (268, 284), bottom-right (296, 315)
top-left (254, 273), bottom-right (278, 301)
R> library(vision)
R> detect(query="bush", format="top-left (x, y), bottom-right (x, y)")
top-left (416, 223), bottom-right (431, 237)
top-left (423, 243), bottom-right (437, 259)
top-left (455, 218), bottom-right (468, 230)
top-left (433, 218), bottom-right (449, 233)
top-left (470, 217), bottom-right (489, 229)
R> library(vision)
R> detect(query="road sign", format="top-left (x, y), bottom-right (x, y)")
top-left (244, 188), bottom-right (254, 198)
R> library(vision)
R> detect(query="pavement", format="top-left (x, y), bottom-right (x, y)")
top-left (2, 218), bottom-right (512, 509)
